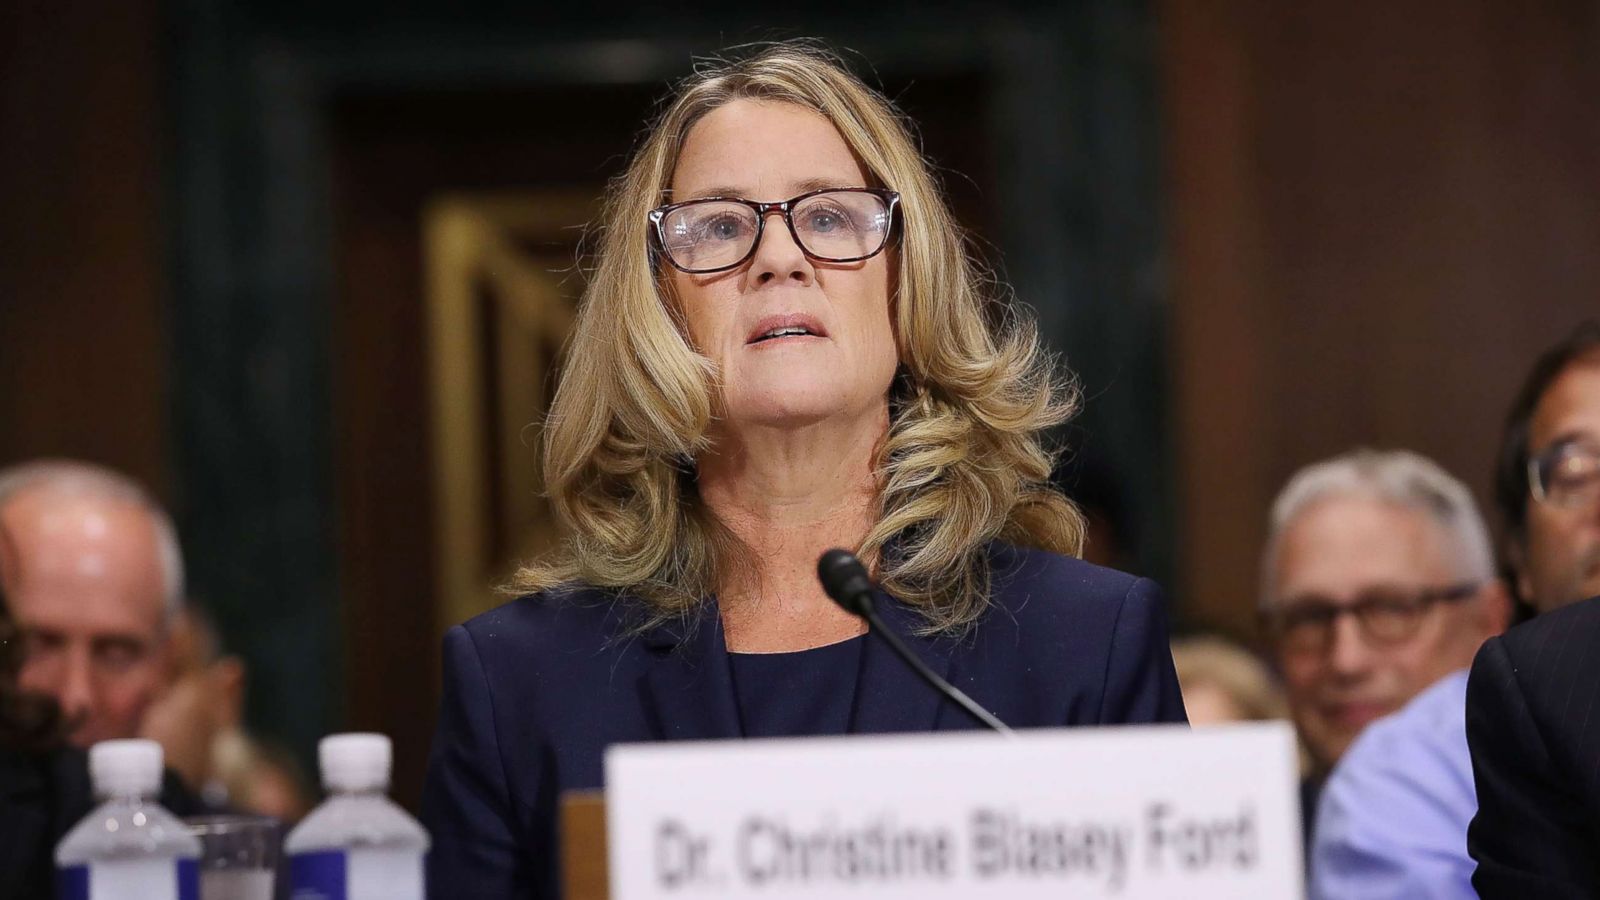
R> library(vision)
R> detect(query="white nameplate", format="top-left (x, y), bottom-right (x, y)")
top-left (605, 723), bottom-right (1303, 899)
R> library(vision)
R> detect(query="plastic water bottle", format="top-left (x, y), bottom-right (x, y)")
top-left (55, 739), bottom-right (202, 900)
top-left (285, 733), bottom-right (429, 900)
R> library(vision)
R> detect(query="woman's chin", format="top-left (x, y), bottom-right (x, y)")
top-left (727, 404), bottom-right (837, 430)
top-left (722, 387), bottom-right (855, 430)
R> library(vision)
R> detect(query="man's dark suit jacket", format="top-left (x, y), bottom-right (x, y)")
top-left (0, 745), bottom-right (206, 900)
top-left (0, 745), bottom-right (90, 900)
top-left (420, 543), bottom-right (1188, 899)
top-left (1467, 594), bottom-right (1600, 898)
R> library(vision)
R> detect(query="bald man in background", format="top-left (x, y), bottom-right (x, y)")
top-left (1, 469), bottom-right (212, 895)
top-left (0, 460), bottom-right (183, 749)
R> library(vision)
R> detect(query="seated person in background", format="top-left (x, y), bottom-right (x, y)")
top-left (1468, 321), bottom-right (1600, 897)
top-left (139, 607), bottom-right (241, 803)
top-left (1170, 635), bottom-right (1315, 798)
top-left (0, 525), bottom-right (70, 899)
top-left (1489, 320), bottom-right (1600, 620)
top-left (139, 606), bottom-right (312, 822)
top-left (210, 731), bottom-right (313, 824)
top-left (1255, 449), bottom-right (1509, 876)
top-left (0, 522), bottom-right (202, 898)
top-left (422, 42), bottom-right (1187, 900)
top-left (1171, 634), bottom-right (1289, 727)
top-left (1467, 598), bottom-right (1600, 898)
top-left (0, 460), bottom-right (183, 748)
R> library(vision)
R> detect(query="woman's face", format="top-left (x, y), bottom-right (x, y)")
top-left (667, 99), bottom-right (898, 432)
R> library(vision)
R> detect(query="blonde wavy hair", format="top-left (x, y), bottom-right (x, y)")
top-left (513, 42), bottom-right (1085, 634)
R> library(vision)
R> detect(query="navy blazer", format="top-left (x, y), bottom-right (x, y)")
top-left (421, 543), bottom-right (1188, 898)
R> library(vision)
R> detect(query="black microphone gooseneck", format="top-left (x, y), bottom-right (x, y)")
top-left (817, 548), bottom-right (1015, 736)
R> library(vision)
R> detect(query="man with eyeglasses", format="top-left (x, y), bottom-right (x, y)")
top-left (1491, 320), bottom-right (1600, 617)
top-left (1467, 321), bottom-right (1600, 897)
top-left (1256, 449), bottom-right (1510, 898)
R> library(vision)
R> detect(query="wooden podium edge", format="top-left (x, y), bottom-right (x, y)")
top-left (561, 790), bottom-right (609, 899)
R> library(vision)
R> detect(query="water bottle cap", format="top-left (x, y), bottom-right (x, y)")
top-left (89, 739), bottom-right (163, 798)
top-left (319, 732), bottom-right (391, 792)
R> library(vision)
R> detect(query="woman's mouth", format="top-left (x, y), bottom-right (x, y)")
top-left (746, 313), bottom-right (828, 345)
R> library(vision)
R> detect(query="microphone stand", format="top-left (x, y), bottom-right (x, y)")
top-left (817, 548), bottom-right (1015, 737)
top-left (856, 602), bottom-right (1016, 737)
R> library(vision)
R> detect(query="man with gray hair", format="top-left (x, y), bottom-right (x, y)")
top-left (1257, 449), bottom-right (1510, 897)
top-left (0, 459), bottom-right (185, 749)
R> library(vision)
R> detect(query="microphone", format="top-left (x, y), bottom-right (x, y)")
top-left (817, 549), bottom-right (1014, 736)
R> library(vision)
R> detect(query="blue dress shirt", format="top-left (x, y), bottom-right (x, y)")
top-left (1311, 669), bottom-right (1474, 900)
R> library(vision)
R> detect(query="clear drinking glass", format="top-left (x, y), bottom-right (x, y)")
top-left (185, 815), bottom-right (281, 900)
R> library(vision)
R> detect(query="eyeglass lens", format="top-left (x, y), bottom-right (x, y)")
top-left (1275, 598), bottom-right (1423, 652)
top-left (1531, 439), bottom-right (1600, 508)
top-left (1270, 583), bottom-right (1476, 653)
top-left (659, 191), bottom-right (892, 272)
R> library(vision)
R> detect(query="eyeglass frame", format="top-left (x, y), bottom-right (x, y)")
top-left (1260, 581), bottom-right (1483, 654)
top-left (1527, 437), bottom-right (1600, 509)
top-left (647, 187), bottom-right (901, 275)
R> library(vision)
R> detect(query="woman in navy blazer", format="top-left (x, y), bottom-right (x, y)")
top-left (422, 42), bottom-right (1187, 899)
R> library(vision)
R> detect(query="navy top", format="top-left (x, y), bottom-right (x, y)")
top-left (421, 542), bottom-right (1189, 900)
top-left (729, 636), bottom-right (865, 738)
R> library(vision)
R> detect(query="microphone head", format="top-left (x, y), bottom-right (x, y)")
top-left (817, 548), bottom-right (875, 616)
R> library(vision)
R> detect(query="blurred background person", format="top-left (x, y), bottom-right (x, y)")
top-left (0, 460), bottom-right (183, 749)
top-left (0, 521), bottom-right (205, 898)
top-left (0, 461), bottom-right (311, 831)
top-left (139, 607), bottom-right (241, 798)
top-left (1492, 320), bottom-right (1600, 617)
top-left (1467, 598), bottom-right (1600, 897)
top-left (1467, 321), bottom-right (1600, 896)
top-left (211, 732), bottom-right (314, 826)
top-left (1168, 634), bottom-right (1316, 808)
top-left (1262, 450), bottom-right (1510, 899)
top-left (1171, 634), bottom-right (1289, 727)
top-left (140, 605), bottom-right (313, 822)
top-left (1257, 449), bottom-right (1510, 849)
top-left (0, 523), bottom-right (73, 899)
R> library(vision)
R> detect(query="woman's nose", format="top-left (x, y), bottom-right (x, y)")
top-left (746, 211), bottom-right (813, 287)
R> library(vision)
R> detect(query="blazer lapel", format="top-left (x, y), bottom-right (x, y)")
top-left (638, 606), bottom-right (743, 742)
top-left (848, 591), bottom-right (959, 734)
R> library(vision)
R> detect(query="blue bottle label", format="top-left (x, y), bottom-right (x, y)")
top-left (290, 850), bottom-right (349, 900)
top-left (179, 859), bottom-right (199, 900)
top-left (57, 864), bottom-right (89, 900)
top-left (56, 858), bottom-right (198, 900)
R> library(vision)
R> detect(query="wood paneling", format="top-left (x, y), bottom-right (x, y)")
top-left (0, 0), bottom-right (167, 493)
top-left (1162, 0), bottom-right (1600, 636)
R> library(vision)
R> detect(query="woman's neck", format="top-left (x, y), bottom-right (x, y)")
top-left (698, 404), bottom-right (887, 652)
